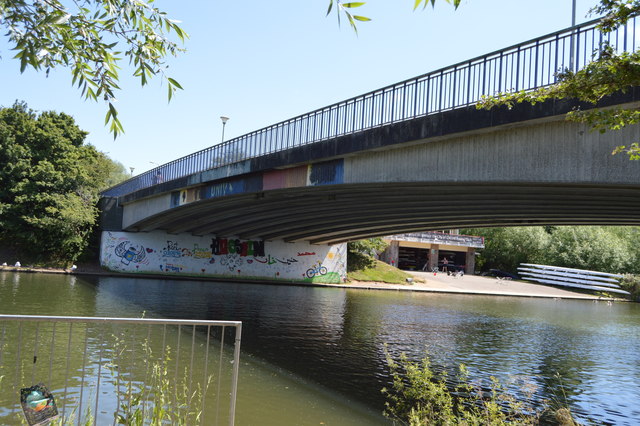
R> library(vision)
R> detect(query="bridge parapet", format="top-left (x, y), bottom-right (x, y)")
top-left (102, 17), bottom-right (638, 199)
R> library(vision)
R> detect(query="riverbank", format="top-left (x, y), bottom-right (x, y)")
top-left (0, 264), bottom-right (623, 301)
top-left (342, 271), bottom-right (622, 301)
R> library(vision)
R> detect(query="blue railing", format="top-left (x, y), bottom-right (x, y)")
top-left (102, 17), bottom-right (638, 197)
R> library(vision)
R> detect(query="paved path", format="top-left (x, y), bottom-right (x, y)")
top-left (341, 271), bottom-right (619, 301)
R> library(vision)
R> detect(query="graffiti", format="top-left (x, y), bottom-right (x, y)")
top-left (115, 241), bottom-right (146, 265)
top-left (305, 262), bottom-right (328, 279)
top-left (102, 231), bottom-right (346, 282)
top-left (192, 244), bottom-right (212, 259)
top-left (210, 238), bottom-right (265, 257)
top-left (162, 241), bottom-right (182, 258)
top-left (220, 254), bottom-right (243, 272)
top-left (163, 263), bottom-right (183, 273)
top-left (209, 182), bottom-right (235, 198)
top-left (254, 255), bottom-right (297, 265)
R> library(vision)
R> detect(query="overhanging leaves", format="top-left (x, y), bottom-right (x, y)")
top-left (1, 0), bottom-right (188, 138)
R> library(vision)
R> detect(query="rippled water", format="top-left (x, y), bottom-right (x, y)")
top-left (2, 271), bottom-right (640, 424)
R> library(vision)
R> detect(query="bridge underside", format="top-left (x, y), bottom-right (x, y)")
top-left (125, 182), bottom-right (640, 244)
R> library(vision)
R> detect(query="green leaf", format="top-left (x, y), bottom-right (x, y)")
top-left (353, 15), bottom-right (371, 22)
top-left (108, 102), bottom-right (118, 119)
top-left (167, 77), bottom-right (183, 90)
top-left (326, 0), bottom-right (333, 16)
top-left (342, 2), bottom-right (366, 8)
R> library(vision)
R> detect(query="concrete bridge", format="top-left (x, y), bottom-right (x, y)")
top-left (99, 19), bottom-right (640, 282)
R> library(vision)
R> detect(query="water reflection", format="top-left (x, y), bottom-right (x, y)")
top-left (87, 277), bottom-right (640, 424)
top-left (2, 273), bottom-right (640, 425)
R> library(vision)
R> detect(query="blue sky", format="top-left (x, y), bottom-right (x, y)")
top-left (0, 0), bottom-right (596, 175)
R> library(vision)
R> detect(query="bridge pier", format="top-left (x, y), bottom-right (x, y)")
top-left (100, 231), bottom-right (346, 284)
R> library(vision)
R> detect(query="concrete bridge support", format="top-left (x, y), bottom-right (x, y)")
top-left (100, 231), bottom-right (346, 284)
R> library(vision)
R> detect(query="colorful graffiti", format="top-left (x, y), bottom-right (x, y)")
top-left (210, 238), bottom-right (265, 257)
top-left (114, 241), bottom-right (146, 265)
top-left (101, 231), bottom-right (346, 283)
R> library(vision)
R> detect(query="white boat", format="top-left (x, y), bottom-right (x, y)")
top-left (517, 269), bottom-right (621, 288)
top-left (518, 263), bottom-right (628, 295)
top-left (520, 263), bottom-right (623, 279)
top-left (517, 267), bottom-right (620, 284)
top-left (522, 277), bottom-right (630, 295)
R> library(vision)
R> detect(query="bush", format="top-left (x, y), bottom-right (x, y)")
top-left (382, 348), bottom-right (577, 425)
top-left (619, 274), bottom-right (640, 301)
top-left (347, 238), bottom-right (388, 271)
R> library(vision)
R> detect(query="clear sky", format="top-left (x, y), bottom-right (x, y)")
top-left (0, 0), bottom-right (597, 176)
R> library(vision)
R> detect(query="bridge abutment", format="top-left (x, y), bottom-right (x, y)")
top-left (100, 231), bottom-right (346, 284)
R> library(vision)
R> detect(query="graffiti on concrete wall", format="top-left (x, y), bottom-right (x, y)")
top-left (101, 231), bottom-right (346, 283)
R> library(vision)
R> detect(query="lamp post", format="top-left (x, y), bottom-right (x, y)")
top-left (220, 116), bottom-right (229, 143)
top-left (570, 0), bottom-right (577, 71)
top-left (129, 167), bottom-right (135, 176)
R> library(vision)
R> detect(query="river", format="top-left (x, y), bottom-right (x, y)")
top-left (1, 271), bottom-right (639, 425)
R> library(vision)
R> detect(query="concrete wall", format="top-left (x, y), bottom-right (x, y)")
top-left (122, 194), bottom-right (171, 229)
top-left (344, 120), bottom-right (640, 185)
top-left (100, 231), bottom-right (346, 283)
top-left (121, 118), bottom-right (640, 232)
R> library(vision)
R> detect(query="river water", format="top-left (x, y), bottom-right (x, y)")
top-left (1, 271), bottom-right (639, 425)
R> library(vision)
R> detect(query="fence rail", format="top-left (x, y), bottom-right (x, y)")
top-left (102, 17), bottom-right (638, 198)
top-left (0, 315), bottom-right (241, 425)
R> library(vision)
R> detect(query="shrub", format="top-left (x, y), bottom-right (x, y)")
top-left (381, 347), bottom-right (577, 425)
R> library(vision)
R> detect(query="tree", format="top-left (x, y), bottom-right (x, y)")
top-left (544, 226), bottom-right (633, 273)
top-left (463, 226), bottom-right (640, 275)
top-left (463, 227), bottom-right (550, 273)
top-left (0, 101), bottom-right (121, 265)
top-left (0, 0), bottom-right (187, 138)
top-left (347, 237), bottom-right (388, 271)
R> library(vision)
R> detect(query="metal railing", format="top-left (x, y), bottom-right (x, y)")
top-left (102, 17), bottom-right (638, 198)
top-left (0, 315), bottom-right (241, 425)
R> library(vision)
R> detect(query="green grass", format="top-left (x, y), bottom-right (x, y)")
top-left (347, 259), bottom-right (414, 284)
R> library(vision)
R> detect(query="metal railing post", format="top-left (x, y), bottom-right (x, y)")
top-left (229, 323), bottom-right (242, 426)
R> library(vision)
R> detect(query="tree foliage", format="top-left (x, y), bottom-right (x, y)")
top-left (545, 226), bottom-right (633, 273)
top-left (464, 227), bottom-right (551, 273)
top-left (463, 226), bottom-right (640, 275)
top-left (0, 0), bottom-right (187, 138)
top-left (381, 347), bottom-right (570, 425)
top-left (347, 237), bottom-right (388, 271)
top-left (327, 0), bottom-right (460, 32)
top-left (0, 102), bottom-right (124, 265)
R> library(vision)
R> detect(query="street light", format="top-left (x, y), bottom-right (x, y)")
top-left (129, 167), bottom-right (135, 176)
top-left (570, 0), bottom-right (577, 71)
top-left (220, 116), bottom-right (229, 143)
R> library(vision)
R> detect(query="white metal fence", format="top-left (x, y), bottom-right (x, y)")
top-left (0, 315), bottom-right (241, 425)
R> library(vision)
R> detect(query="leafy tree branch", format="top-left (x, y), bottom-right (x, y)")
top-left (0, 0), bottom-right (187, 138)
top-left (326, 0), bottom-right (460, 32)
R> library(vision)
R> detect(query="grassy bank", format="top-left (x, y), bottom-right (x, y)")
top-left (347, 259), bottom-right (415, 284)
